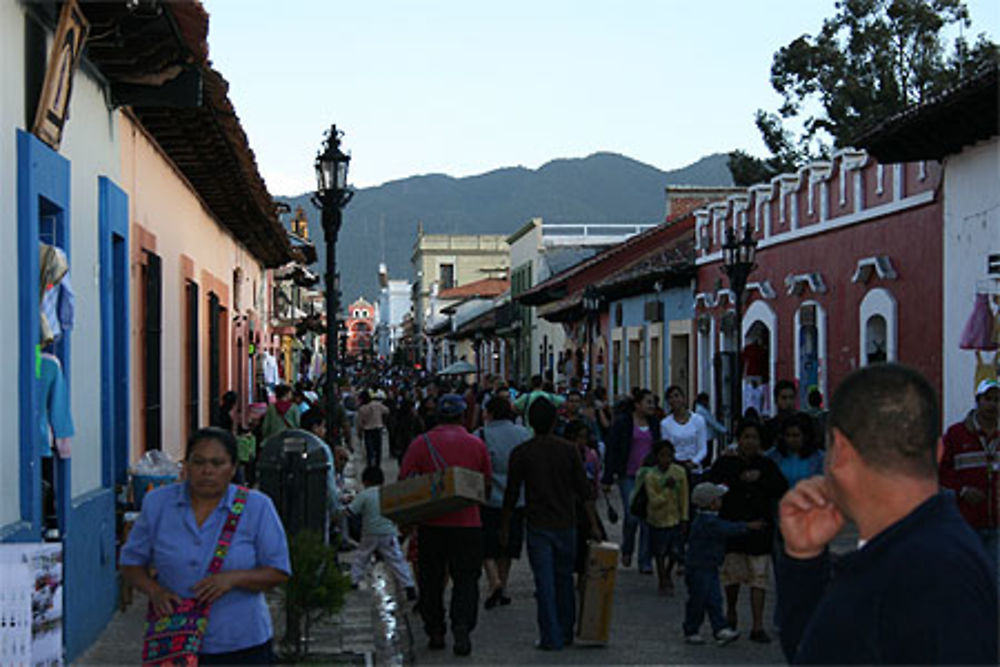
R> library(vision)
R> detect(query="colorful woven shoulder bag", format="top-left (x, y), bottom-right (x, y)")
top-left (141, 486), bottom-right (249, 666)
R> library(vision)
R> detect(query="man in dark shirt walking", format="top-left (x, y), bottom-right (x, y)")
top-left (501, 397), bottom-right (601, 651)
top-left (777, 364), bottom-right (998, 664)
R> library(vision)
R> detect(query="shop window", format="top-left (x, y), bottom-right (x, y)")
top-left (440, 263), bottom-right (455, 290)
top-left (859, 287), bottom-right (897, 365)
top-left (866, 315), bottom-right (888, 364)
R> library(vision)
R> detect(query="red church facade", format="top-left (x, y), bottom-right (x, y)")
top-left (344, 298), bottom-right (376, 358)
top-left (694, 150), bottom-right (943, 422)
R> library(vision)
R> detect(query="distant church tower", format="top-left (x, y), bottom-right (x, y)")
top-left (290, 206), bottom-right (310, 240)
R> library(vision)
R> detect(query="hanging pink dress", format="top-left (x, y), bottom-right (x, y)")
top-left (959, 294), bottom-right (997, 350)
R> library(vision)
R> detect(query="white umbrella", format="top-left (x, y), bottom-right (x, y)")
top-left (437, 360), bottom-right (477, 376)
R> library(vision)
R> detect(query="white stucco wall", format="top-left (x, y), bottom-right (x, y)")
top-left (1, 0), bottom-right (27, 527)
top-left (60, 67), bottom-right (121, 497)
top-left (942, 137), bottom-right (1000, 425)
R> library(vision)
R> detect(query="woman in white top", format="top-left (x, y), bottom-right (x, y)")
top-left (659, 385), bottom-right (709, 473)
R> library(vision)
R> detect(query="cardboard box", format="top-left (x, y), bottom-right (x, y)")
top-left (577, 541), bottom-right (619, 643)
top-left (379, 467), bottom-right (485, 524)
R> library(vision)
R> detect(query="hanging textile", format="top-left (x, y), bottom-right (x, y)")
top-left (39, 244), bottom-right (75, 345)
top-left (39, 353), bottom-right (73, 458)
top-left (959, 293), bottom-right (997, 350)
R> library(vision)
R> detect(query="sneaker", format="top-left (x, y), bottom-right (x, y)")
top-left (715, 628), bottom-right (740, 646)
top-left (684, 634), bottom-right (706, 645)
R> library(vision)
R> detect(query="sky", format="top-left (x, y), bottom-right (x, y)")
top-left (202, 0), bottom-right (999, 196)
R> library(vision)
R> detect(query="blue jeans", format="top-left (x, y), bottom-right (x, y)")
top-left (618, 476), bottom-right (651, 570)
top-left (683, 566), bottom-right (727, 637)
top-left (526, 527), bottom-right (577, 649)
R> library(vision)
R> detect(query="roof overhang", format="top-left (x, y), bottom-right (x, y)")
top-left (854, 63), bottom-right (999, 162)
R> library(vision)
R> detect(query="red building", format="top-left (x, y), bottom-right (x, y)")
top-left (344, 297), bottom-right (376, 357)
top-left (693, 151), bottom-right (943, 422)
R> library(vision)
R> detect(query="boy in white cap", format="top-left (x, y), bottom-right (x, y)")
top-left (683, 482), bottom-right (763, 646)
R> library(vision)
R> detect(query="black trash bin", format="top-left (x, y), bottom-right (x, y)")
top-left (258, 429), bottom-right (330, 538)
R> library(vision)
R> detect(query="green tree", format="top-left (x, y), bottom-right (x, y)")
top-left (730, 0), bottom-right (998, 185)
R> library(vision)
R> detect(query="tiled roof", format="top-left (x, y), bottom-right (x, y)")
top-left (854, 62), bottom-right (998, 162)
top-left (438, 277), bottom-right (509, 300)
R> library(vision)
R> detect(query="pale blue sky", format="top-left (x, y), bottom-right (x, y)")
top-left (202, 0), bottom-right (999, 195)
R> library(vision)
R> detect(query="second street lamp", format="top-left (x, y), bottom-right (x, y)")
top-left (313, 125), bottom-right (353, 443)
top-left (720, 222), bottom-right (757, 431)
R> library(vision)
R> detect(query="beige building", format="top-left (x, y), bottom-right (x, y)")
top-left (411, 227), bottom-right (509, 370)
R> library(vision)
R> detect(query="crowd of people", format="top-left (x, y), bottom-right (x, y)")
top-left (119, 360), bottom-right (999, 664)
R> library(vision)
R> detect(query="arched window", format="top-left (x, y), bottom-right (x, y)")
top-left (859, 288), bottom-right (897, 365)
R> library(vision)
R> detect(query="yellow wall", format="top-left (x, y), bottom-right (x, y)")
top-left (120, 113), bottom-right (268, 464)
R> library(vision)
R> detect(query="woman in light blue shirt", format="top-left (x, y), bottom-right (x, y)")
top-left (121, 428), bottom-right (291, 664)
top-left (765, 412), bottom-right (824, 488)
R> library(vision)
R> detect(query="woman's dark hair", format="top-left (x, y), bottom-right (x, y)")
top-left (358, 390), bottom-right (371, 405)
top-left (485, 396), bottom-right (514, 421)
top-left (632, 389), bottom-right (652, 409)
top-left (735, 418), bottom-right (763, 441)
top-left (776, 411), bottom-right (817, 458)
top-left (186, 427), bottom-right (238, 464)
top-left (743, 407), bottom-right (762, 424)
top-left (274, 384), bottom-right (293, 400)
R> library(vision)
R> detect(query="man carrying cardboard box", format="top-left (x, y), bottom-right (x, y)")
top-left (399, 394), bottom-right (492, 658)
top-left (501, 397), bottom-right (602, 651)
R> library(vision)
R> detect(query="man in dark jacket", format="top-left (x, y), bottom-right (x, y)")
top-left (501, 398), bottom-right (600, 651)
top-left (777, 364), bottom-right (997, 664)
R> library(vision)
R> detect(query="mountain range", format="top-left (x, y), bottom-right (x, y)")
top-left (275, 151), bottom-right (733, 304)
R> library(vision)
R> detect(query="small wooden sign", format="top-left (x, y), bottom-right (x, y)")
top-left (31, 0), bottom-right (90, 151)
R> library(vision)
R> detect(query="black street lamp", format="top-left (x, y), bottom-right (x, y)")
top-left (474, 330), bottom-right (484, 386)
top-left (313, 125), bottom-right (353, 442)
top-left (582, 285), bottom-right (602, 391)
top-left (720, 222), bottom-right (758, 429)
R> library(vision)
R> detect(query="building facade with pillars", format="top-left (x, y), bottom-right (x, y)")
top-left (508, 218), bottom-right (658, 386)
top-left (693, 151), bottom-right (943, 427)
top-left (411, 228), bottom-right (509, 370)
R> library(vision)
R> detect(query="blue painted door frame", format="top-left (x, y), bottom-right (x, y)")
top-left (13, 131), bottom-right (124, 662)
top-left (99, 177), bottom-right (130, 486)
top-left (16, 129), bottom-right (71, 538)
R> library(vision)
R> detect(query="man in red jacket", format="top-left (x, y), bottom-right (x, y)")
top-left (940, 378), bottom-right (999, 572)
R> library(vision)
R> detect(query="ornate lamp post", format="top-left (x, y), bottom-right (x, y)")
top-left (720, 223), bottom-right (758, 429)
top-left (582, 285), bottom-right (602, 391)
top-left (313, 125), bottom-right (353, 442)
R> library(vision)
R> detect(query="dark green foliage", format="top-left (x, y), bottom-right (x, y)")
top-left (282, 529), bottom-right (350, 655)
top-left (735, 0), bottom-right (998, 176)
